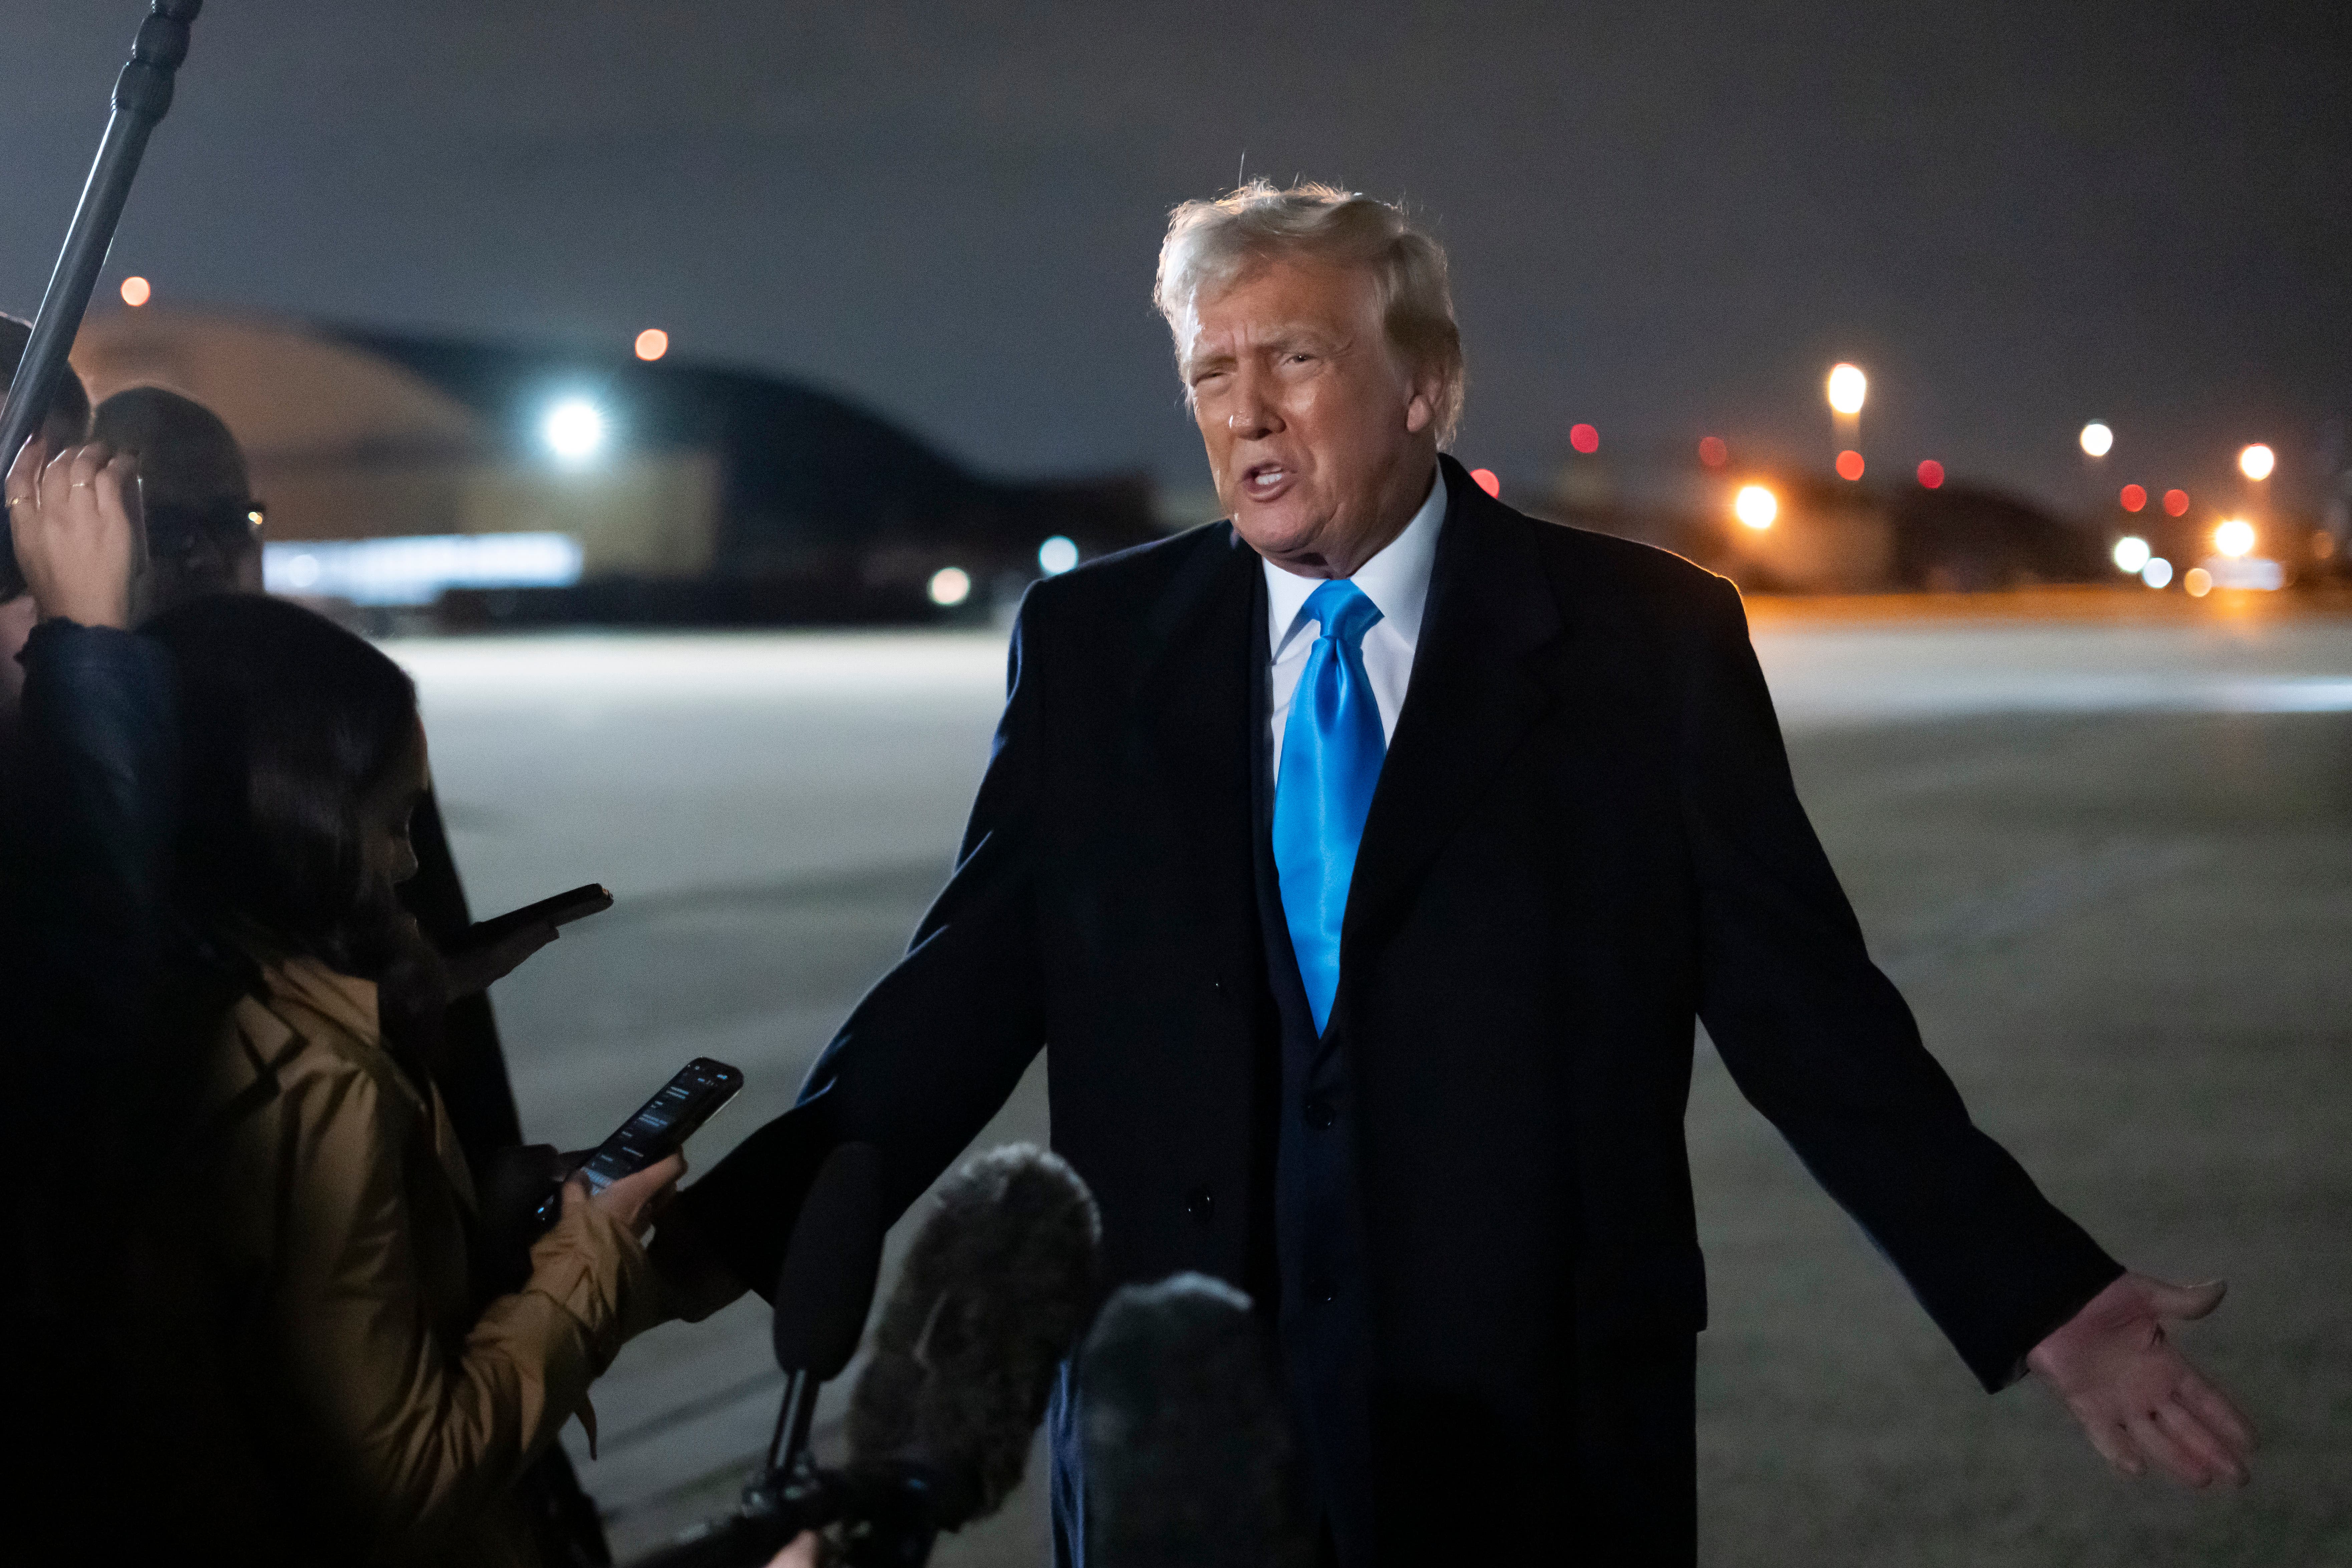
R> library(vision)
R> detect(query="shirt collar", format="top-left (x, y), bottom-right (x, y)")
top-left (1264, 461), bottom-right (1447, 658)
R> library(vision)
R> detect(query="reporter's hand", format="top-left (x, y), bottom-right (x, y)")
top-left (2029, 1272), bottom-right (2256, 1488)
top-left (564, 1150), bottom-right (686, 1241)
top-left (442, 918), bottom-right (561, 1002)
top-left (6, 438), bottom-right (145, 628)
top-left (768, 1533), bottom-right (820, 1568)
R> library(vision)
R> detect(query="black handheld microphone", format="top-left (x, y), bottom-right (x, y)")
top-left (767, 1141), bottom-right (888, 1476)
top-left (1078, 1273), bottom-right (1314, 1568)
top-left (635, 1141), bottom-right (888, 1568)
top-left (842, 1144), bottom-right (1101, 1544)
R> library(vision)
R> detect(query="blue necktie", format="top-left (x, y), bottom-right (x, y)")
top-left (1273, 579), bottom-right (1387, 1034)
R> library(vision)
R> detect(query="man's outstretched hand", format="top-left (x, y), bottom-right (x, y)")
top-left (2029, 1272), bottom-right (2255, 1488)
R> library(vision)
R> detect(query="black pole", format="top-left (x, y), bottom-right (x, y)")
top-left (0, 0), bottom-right (203, 599)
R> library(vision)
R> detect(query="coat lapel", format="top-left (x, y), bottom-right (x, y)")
top-left (1128, 524), bottom-right (1266, 938)
top-left (1340, 457), bottom-right (1571, 977)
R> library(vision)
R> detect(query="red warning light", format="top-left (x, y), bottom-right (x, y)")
top-left (1698, 436), bottom-right (1728, 468)
top-left (1835, 449), bottom-right (1865, 481)
top-left (2162, 489), bottom-right (2189, 517)
top-left (2119, 484), bottom-right (2146, 513)
top-left (1469, 467), bottom-right (1502, 499)
top-left (1569, 423), bottom-right (1599, 454)
top-left (1916, 459), bottom-right (1944, 489)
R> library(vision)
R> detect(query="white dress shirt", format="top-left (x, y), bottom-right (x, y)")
top-left (1266, 463), bottom-right (1446, 783)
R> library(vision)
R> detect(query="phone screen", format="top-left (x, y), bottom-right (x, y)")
top-left (578, 1058), bottom-right (744, 1194)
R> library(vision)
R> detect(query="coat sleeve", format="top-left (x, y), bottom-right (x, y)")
top-left (1677, 576), bottom-right (2120, 1389)
top-left (676, 594), bottom-right (1053, 1296)
top-left (8, 620), bottom-right (183, 1063)
top-left (256, 1048), bottom-right (659, 1545)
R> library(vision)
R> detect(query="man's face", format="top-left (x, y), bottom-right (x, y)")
top-left (1181, 258), bottom-right (1442, 578)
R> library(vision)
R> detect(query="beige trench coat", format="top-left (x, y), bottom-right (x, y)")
top-left (153, 955), bottom-right (670, 1566)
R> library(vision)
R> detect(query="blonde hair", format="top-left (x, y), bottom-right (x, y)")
top-left (1153, 180), bottom-right (1465, 444)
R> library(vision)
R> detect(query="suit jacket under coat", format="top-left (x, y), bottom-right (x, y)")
top-left (688, 454), bottom-right (2120, 1544)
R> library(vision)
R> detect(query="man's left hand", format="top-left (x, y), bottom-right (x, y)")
top-left (2029, 1272), bottom-right (2255, 1488)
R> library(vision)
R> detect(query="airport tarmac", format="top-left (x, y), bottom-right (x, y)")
top-left (393, 592), bottom-right (2352, 1566)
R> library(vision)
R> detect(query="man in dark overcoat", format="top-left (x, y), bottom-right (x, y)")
top-left (672, 182), bottom-right (2253, 1566)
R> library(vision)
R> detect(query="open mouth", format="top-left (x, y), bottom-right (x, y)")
top-left (1241, 462), bottom-right (1295, 503)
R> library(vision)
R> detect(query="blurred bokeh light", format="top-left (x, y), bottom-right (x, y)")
top-left (2119, 484), bottom-right (2146, 512)
top-left (2239, 443), bottom-right (2275, 481)
top-left (119, 275), bottom-right (151, 307)
top-left (1826, 364), bottom-right (1867, 415)
top-left (634, 328), bottom-right (670, 361)
top-left (1916, 459), bottom-right (1944, 488)
top-left (1734, 485), bottom-right (1778, 529)
top-left (2079, 421), bottom-right (2113, 457)
top-left (1836, 449), bottom-right (1865, 481)
top-left (1569, 423), bottom-right (1600, 454)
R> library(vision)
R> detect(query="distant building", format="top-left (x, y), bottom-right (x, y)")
top-left (71, 309), bottom-right (1160, 623)
top-left (1534, 461), bottom-right (2104, 593)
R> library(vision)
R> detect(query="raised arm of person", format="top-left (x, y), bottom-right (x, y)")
top-left (5, 437), bottom-right (189, 1066)
top-left (1676, 575), bottom-right (2253, 1488)
top-left (660, 596), bottom-right (1055, 1306)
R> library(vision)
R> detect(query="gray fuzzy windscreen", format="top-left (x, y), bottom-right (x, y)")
top-left (1077, 1273), bottom-right (1314, 1568)
top-left (845, 1143), bottom-right (1101, 1520)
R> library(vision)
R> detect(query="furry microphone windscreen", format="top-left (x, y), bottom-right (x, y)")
top-left (845, 1143), bottom-right (1101, 1525)
top-left (1078, 1273), bottom-right (1315, 1568)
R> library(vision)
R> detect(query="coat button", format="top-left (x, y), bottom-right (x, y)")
top-left (1303, 1099), bottom-right (1336, 1131)
top-left (1185, 1185), bottom-right (1215, 1224)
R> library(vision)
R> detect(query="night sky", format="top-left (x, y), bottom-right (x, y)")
top-left (4, 1), bottom-right (2346, 515)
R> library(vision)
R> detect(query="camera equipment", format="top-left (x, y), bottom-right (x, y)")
top-left (1, 1), bottom-right (204, 599)
top-left (634, 1144), bottom-right (1100, 1568)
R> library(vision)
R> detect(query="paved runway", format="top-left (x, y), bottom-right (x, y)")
top-left (392, 593), bottom-right (2352, 1566)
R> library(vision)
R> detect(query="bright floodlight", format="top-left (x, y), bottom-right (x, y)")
top-left (2079, 421), bottom-right (2113, 457)
top-left (1826, 363), bottom-right (1867, 416)
top-left (2214, 518), bottom-right (2256, 558)
top-left (2238, 443), bottom-right (2275, 481)
top-left (1734, 485), bottom-right (1778, 530)
top-left (1038, 536), bottom-right (1079, 575)
top-left (2112, 535), bottom-right (2150, 574)
top-left (928, 566), bottom-right (972, 606)
top-left (542, 398), bottom-right (606, 460)
top-left (2141, 557), bottom-right (2173, 589)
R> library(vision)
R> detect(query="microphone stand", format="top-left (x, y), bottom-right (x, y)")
top-left (630, 1375), bottom-right (956, 1568)
top-left (0, 0), bottom-right (204, 597)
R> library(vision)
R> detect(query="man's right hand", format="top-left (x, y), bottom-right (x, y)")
top-left (6, 438), bottom-right (145, 629)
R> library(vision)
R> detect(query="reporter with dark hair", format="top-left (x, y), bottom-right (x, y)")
top-left (108, 595), bottom-right (684, 1566)
top-left (89, 383), bottom-right (553, 1188)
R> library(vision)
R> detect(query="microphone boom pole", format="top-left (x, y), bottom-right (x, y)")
top-left (0, 0), bottom-right (204, 597)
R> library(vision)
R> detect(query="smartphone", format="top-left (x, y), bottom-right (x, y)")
top-left (574, 1056), bottom-right (745, 1195)
top-left (468, 883), bottom-right (613, 950)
